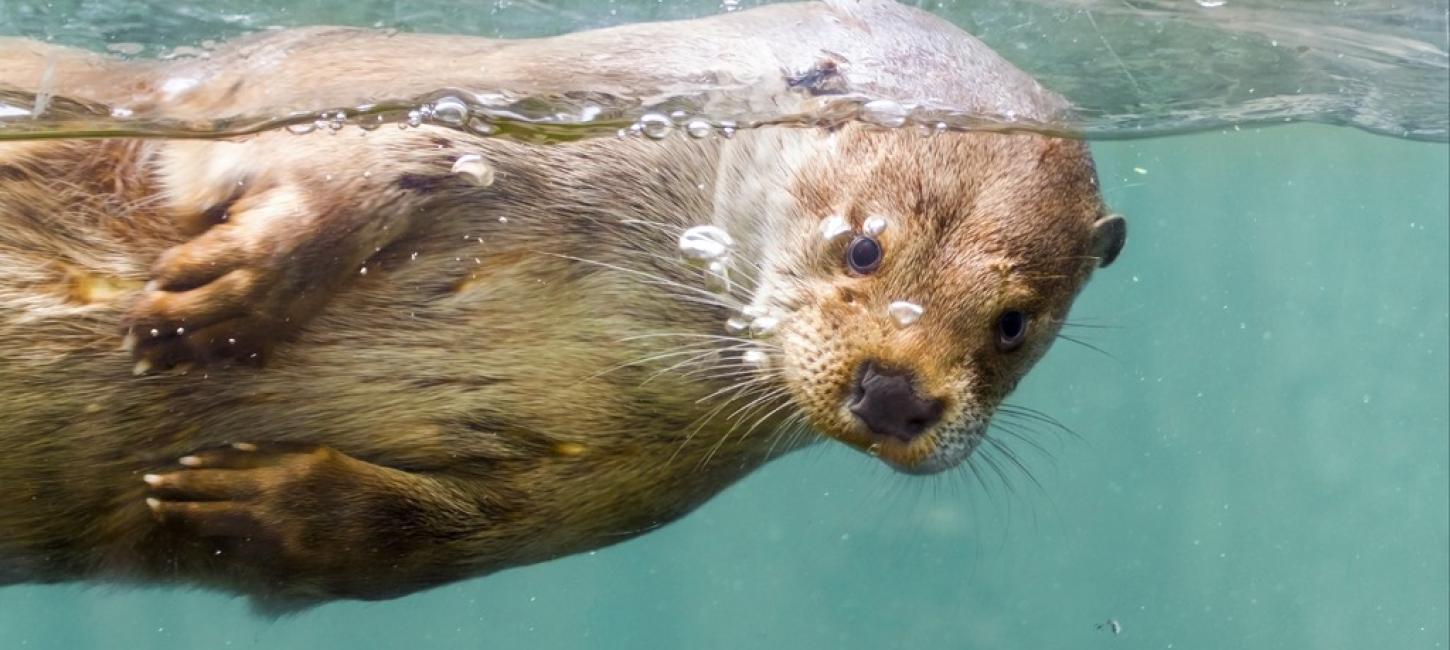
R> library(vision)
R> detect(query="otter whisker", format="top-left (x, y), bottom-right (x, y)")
top-left (695, 374), bottom-right (776, 405)
top-left (738, 395), bottom-right (798, 442)
top-left (1054, 333), bottom-right (1116, 360)
top-left (641, 343), bottom-right (761, 385)
top-left (1061, 321), bottom-right (1122, 330)
top-left (988, 420), bottom-right (1055, 459)
top-left (998, 404), bottom-right (1078, 439)
top-left (974, 443), bottom-right (1018, 496)
top-left (534, 251), bottom-right (745, 308)
top-left (763, 412), bottom-right (810, 461)
top-left (982, 435), bottom-right (1045, 493)
top-left (581, 339), bottom-right (728, 382)
top-left (618, 332), bottom-right (780, 350)
top-left (671, 380), bottom-right (779, 466)
top-left (699, 386), bottom-right (792, 469)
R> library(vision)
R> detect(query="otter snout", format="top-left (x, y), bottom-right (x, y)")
top-left (848, 362), bottom-right (944, 442)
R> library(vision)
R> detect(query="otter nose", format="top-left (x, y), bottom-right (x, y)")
top-left (848, 362), bottom-right (944, 442)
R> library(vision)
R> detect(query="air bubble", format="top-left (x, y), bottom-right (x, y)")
top-left (819, 214), bottom-right (852, 242)
top-left (685, 119), bottom-right (712, 139)
top-left (719, 120), bottom-right (737, 139)
top-left (863, 215), bottom-right (888, 237)
top-left (1196, 0), bottom-right (1226, 6)
top-left (887, 300), bottom-right (924, 327)
top-left (637, 113), bottom-right (673, 140)
top-left (406, 109), bottom-right (424, 128)
top-left (748, 315), bottom-right (780, 337)
top-left (431, 96), bottom-right (470, 126)
top-left (724, 317), bottom-right (750, 335)
top-left (285, 122), bottom-right (317, 135)
top-left (466, 116), bottom-right (496, 135)
top-left (742, 348), bottom-right (770, 368)
top-left (704, 259), bottom-right (732, 294)
top-left (678, 225), bottom-right (734, 266)
top-left (451, 154), bottom-right (496, 187)
top-left (861, 100), bottom-right (909, 128)
top-left (721, 0), bottom-right (742, 11)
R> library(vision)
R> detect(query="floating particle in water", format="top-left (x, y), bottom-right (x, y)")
top-left (720, 0), bottom-right (741, 11)
top-left (887, 300), bottom-right (924, 327)
top-left (1133, 167), bottom-right (1148, 175)
top-left (704, 259), bottom-right (732, 294)
top-left (724, 316), bottom-right (750, 335)
top-left (451, 154), bottom-right (496, 187)
top-left (863, 215), bottom-right (888, 237)
top-left (748, 315), bottom-right (780, 337)
top-left (861, 99), bottom-right (908, 128)
top-left (431, 96), bottom-right (469, 126)
top-left (819, 214), bottom-right (852, 242)
top-left (678, 225), bottom-right (734, 266)
top-left (1096, 619), bottom-right (1122, 636)
top-left (637, 113), bottom-right (673, 140)
top-left (685, 119), bottom-right (713, 139)
top-left (1196, 0), bottom-right (1225, 6)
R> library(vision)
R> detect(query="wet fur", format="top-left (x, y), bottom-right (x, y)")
top-left (0, 1), bottom-right (1120, 611)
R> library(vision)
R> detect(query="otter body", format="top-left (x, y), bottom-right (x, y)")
top-left (0, 1), bottom-right (1124, 611)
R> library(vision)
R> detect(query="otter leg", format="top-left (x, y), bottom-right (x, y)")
top-left (141, 442), bottom-right (491, 606)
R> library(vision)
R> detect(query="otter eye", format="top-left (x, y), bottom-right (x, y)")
top-left (845, 236), bottom-right (883, 275)
top-left (996, 310), bottom-right (1029, 351)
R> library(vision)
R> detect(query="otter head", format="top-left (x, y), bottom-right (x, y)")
top-left (744, 127), bottom-right (1124, 474)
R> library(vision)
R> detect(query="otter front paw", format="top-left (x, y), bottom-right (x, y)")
top-left (123, 187), bottom-right (354, 370)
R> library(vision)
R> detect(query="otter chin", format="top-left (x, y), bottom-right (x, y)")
top-left (0, 0), bottom-right (1125, 611)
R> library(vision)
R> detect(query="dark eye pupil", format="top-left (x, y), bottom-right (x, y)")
top-left (846, 236), bottom-right (883, 274)
top-left (998, 311), bottom-right (1027, 349)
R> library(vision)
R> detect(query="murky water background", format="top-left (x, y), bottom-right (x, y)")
top-left (0, 0), bottom-right (1446, 648)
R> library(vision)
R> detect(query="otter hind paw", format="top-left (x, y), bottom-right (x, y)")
top-left (143, 442), bottom-right (340, 564)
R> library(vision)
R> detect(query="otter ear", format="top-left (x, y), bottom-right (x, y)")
top-left (1091, 214), bottom-right (1127, 268)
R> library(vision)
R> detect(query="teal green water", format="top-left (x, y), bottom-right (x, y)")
top-left (0, 124), bottom-right (1444, 648)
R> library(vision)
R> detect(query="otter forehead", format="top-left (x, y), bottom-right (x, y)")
top-left (791, 128), bottom-right (1103, 301)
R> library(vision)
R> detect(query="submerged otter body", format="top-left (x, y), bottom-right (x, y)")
top-left (0, 1), bottom-right (1124, 611)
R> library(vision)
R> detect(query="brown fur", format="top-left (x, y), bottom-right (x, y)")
top-left (0, 1), bottom-right (1122, 611)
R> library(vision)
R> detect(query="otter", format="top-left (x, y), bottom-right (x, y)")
top-left (0, 0), bottom-right (1125, 612)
